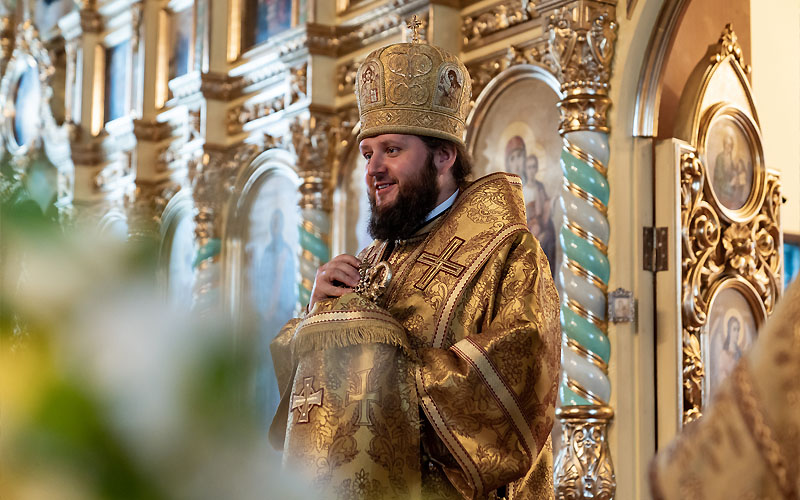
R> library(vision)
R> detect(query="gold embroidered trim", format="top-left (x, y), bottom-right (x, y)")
top-left (433, 223), bottom-right (528, 348)
top-left (452, 338), bottom-right (538, 460)
top-left (415, 365), bottom-right (485, 493)
top-left (293, 308), bottom-right (414, 358)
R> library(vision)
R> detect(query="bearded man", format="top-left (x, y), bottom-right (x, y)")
top-left (269, 38), bottom-right (560, 500)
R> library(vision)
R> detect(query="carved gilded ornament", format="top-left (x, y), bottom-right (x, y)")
top-left (190, 143), bottom-right (259, 244)
top-left (679, 148), bottom-right (781, 423)
top-left (126, 180), bottom-right (183, 240)
top-left (290, 114), bottom-right (340, 211)
top-left (712, 24), bottom-right (751, 74)
top-left (546, 2), bottom-right (617, 134)
top-left (227, 95), bottom-right (285, 135)
top-left (462, 0), bottom-right (539, 48)
top-left (79, 7), bottom-right (103, 34)
top-left (308, 2), bottom-right (428, 57)
top-left (336, 58), bottom-right (362, 98)
top-left (554, 406), bottom-right (616, 500)
top-left (1, 16), bottom-right (13, 73)
top-left (224, 63), bottom-right (306, 134)
top-left (200, 71), bottom-right (244, 101)
top-left (465, 40), bottom-right (556, 101)
top-left (289, 63), bottom-right (307, 104)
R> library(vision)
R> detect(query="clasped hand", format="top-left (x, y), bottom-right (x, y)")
top-left (308, 254), bottom-right (361, 310)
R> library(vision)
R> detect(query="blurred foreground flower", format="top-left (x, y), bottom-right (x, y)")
top-left (0, 175), bottom-right (307, 499)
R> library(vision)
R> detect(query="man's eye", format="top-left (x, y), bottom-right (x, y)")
top-left (387, 147), bottom-right (398, 154)
top-left (363, 153), bottom-right (372, 160)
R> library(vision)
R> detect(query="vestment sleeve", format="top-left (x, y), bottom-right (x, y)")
top-left (415, 232), bottom-right (561, 498)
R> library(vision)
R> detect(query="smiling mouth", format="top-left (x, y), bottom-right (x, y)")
top-left (375, 182), bottom-right (395, 192)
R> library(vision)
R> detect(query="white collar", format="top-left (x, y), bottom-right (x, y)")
top-left (424, 189), bottom-right (459, 222)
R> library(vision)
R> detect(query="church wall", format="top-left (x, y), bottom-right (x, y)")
top-left (656, 0), bottom-right (751, 140)
top-left (750, 0), bottom-right (800, 236)
top-left (605, 1), bottom-right (664, 497)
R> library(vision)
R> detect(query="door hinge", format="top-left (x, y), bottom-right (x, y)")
top-left (643, 226), bottom-right (668, 272)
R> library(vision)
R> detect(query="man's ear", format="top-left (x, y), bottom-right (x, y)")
top-left (434, 142), bottom-right (457, 174)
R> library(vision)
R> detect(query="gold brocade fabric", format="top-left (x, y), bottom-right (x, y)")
top-left (272, 173), bottom-right (561, 499)
top-left (650, 278), bottom-right (800, 500)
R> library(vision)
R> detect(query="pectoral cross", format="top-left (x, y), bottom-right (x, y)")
top-left (407, 15), bottom-right (422, 44)
top-left (415, 237), bottom-right (466, 290)
top-left (346, 369), bottom-right (380, 426)
top-left (290, 376), bottom-right (323, 424)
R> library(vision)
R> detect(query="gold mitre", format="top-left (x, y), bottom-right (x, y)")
top-left (355, 41), bottom-right (472, 146)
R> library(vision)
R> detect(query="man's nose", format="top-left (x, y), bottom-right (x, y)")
top-left (366, 154), bottom-right (385, 176)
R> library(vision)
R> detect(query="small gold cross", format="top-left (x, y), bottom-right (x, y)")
top-left (407, 15), bottom-right (423, 43)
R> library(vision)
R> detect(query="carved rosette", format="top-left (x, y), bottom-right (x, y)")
top-left (679, 149), bottom-right (781, 423)
top-left (548, 2), bottom-right (618, 497)
top-left (554, 406), bottom-right (616, 500)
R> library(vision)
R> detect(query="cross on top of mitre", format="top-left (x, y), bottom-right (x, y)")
top-left (407, 15), bottom-right (423, 43)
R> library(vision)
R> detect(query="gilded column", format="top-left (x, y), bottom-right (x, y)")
top-left (190, 143), bottom-right (258, 313)
top-left (290, 112), bottom-right (338, 307)
top-left (547, 1), bottom-right (617, 498)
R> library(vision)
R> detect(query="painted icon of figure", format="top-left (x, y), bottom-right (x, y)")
top-left (711, 310), bottom-right (751, 393)
top-left (713, 130), bottom-right (749, 208)
top-left (435, 68), bottom-right (461, 109)
top-left (254, 209), bottom-right (298, 425)
top-left (718, 315), bottom-right (743, 382)
top-left (504, 136), bottom-right (556, 276)
top-left (362, 65), bottom-right (379, 104)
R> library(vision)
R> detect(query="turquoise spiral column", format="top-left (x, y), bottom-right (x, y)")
top-left (547, 2), bottom-right (618, 498)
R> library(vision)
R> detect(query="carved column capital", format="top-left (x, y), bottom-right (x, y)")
top-left (126, 180), bottom-right (183, 241)
top-left (190, 143), bottom-right (258, 243)
top-left (290, 112), bottom-right (340, 212)
top-left (546, 0), bottom-right (618, 134)
top-left (79, 7), bottom-right (103, 34)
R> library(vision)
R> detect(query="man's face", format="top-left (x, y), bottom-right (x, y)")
top-left (359, 134), bottom-right (440, 240)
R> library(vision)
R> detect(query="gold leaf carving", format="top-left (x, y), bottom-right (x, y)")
top-left (679, 149), bottom-right (782, 423)
top-left (462, 0), bottom-right (538, 48)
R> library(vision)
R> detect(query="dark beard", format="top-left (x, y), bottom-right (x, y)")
top-left (368, 154), bottom-right (440, 241)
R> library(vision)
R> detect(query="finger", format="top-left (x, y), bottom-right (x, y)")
top-left (314, 281), bottom-right (352, 300)
top-left (333, 254), bottom-right (362, 270)
top-left (325, 267), bottom-right (359, 288)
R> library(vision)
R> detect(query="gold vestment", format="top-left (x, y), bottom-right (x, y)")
top-left (271, 173), bottom-right (561, 499)
top-left (650, 278), bottom-right (800, 499)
